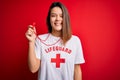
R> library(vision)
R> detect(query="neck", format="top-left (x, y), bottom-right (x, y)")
top-left (51, 30), bottom-right (61, 37)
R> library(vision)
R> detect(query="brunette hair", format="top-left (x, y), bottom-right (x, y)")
top-left (46, 2), bottom-right (72, 45)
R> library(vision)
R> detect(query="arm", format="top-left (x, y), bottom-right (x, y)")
top-left (28, 42), bottom-right (40, 73)
top-left (74, 64), bottom-right (82, 80)
top-left (25, 25), bottom-right (40, 73)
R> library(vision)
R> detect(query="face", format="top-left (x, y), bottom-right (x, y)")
top-left (50, 7), bottom-right (63, 32)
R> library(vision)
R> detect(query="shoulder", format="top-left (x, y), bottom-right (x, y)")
top-left (71, 35), bottom-right (81, 41)
top-left (69, 35), bottom-right (82, 45)
top-left (38, 33), bottom-right (49, 37)
top-left (37, 33), bottom-right (49, 40)
top-left (66, 35), bottom-right (82, 46)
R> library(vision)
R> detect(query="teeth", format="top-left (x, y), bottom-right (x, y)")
top-left (55, 23), bottom-right (60, 26)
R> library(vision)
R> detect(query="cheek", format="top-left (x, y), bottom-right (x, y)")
top-left (60, 17), bottom-right (63, 21)
top-left (50, 18), bottom-right (55, 25)
top-left (50, 17), bottom-right (55, 22)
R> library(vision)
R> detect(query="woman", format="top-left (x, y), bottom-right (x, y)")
top-left (25, 2), bottom-right (85, 80)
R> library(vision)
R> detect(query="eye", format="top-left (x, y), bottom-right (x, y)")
top-left (51, 14), bottom-right (56, 17)
top-left (60, 15), bottom-right (63, 18)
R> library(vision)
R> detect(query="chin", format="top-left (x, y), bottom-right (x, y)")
top-left (54, 28), bottom-right (62, 31)
top-left (54, 27), bottom-right (62, 31)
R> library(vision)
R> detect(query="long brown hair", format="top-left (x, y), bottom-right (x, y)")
top-left (46, 2), bottom-right (72, 45)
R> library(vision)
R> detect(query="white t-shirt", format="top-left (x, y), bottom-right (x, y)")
top-left (35, 33), bottom-right (85, 80)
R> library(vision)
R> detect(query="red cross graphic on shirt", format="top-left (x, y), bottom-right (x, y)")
top-left (51, 54), bottom-right (65, 68)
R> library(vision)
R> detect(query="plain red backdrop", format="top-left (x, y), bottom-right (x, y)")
top-left (0, 0), bottom-right (120, 80)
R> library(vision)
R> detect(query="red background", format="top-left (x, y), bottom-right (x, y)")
top-left (0, 0), bottom-right (120, 80)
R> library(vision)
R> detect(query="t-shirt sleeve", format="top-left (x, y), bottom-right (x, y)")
top-left (74, 36), bottom-right (85, 64)
top-left (35, 36), bottom-right (41, 59)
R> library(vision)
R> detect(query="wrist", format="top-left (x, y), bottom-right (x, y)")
top-left (29, 41), bottom-right (35, 45)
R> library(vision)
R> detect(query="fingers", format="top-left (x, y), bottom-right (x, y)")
top-left (25, 23), bottom-right (37, 42)
top-left (32, 22), bottom-right (37, 35)
top-left (25, 28), bottom-right (33, 38)
top-left (28, 25), bottom-right (34, 29)
top-left (27, 24), bottom-right (37, 35)
top-left (33, 26), bottom-right (37, 34)
top-left (27, 28), bottom-right (34, 36)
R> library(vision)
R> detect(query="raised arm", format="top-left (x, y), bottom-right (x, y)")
top-left (25, 25), bottom-right (40, 73)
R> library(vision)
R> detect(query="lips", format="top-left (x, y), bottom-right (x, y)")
top-left (54, 23), bottom-right (61, 26)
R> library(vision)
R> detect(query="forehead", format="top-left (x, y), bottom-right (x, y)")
top-left (51, 7), bottom-right (62, 14)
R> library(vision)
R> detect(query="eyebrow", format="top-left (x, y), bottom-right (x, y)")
top-left (50, 13), bottom-right (62, 15)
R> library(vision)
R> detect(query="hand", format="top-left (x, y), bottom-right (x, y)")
top-left (25, 24), bottom-right (37, 43)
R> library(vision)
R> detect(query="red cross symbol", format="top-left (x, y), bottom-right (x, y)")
top-left (51, 54), bottom-right (65, 68)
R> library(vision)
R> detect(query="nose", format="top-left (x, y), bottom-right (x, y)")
top-left (56, 15), bottom-right (61, 20)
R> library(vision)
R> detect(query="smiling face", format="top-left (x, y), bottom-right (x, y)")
top-left (47, 2), bottom-right (72, 44)
top-left (50, 7), bottom-right (63, 33)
